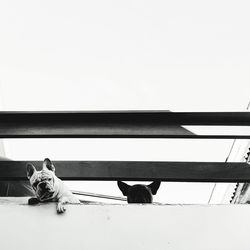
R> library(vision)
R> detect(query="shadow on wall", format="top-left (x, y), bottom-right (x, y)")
top-left (0, 156), bottom-right (34, 196)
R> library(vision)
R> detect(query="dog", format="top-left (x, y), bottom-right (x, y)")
top-left (26, 158), bottom-right (80, 213)
top-left (117, 181), bottom-right (161, 203)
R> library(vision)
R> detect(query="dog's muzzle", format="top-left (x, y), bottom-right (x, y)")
top-left (37, 182), bottom-right (55, 201)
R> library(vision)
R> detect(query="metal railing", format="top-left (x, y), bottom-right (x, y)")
top-left (0, 111), bottom-right (250, 182)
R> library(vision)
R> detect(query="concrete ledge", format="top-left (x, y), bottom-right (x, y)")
top-left (0, 198), bottom-right (250, 250)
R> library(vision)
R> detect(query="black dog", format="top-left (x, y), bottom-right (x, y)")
top-left (117, 181), bottom-right (161, 203)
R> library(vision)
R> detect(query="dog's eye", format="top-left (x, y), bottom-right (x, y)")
top-left (48, 178), bottom-right (52, 181)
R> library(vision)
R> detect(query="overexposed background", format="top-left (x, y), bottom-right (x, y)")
top-left (0, 0), bottom-right (250, 203)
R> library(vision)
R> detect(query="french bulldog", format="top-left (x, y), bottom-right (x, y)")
top-left (117, 181), bottom-right (161, 203)
top-left (26, 158), bottom-right (80, 213)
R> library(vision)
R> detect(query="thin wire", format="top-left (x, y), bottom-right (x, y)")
top-left (207, 183), bottom-right (217, 204)
top-left (207, 139), bottom-right (236, 204)
top-left (247, 100), bottom-right (250, 110)
top-left (208, 100), bottom-right (250, 204)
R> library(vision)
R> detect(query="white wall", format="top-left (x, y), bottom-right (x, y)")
top-left (0, 198), bottom-right (250, 250)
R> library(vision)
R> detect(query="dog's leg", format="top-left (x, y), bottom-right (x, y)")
top-left (68, 195), bottom-right (81, 204)
top-left (28, 197), bottom-right (40, 205)
top-left (57, 197), bottom-right (69, 214)
top-left (57, 195), bottom-right (80, 213)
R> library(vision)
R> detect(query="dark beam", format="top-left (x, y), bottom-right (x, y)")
top-left (0, 111), bottom-right (250, 138)
top-left (1, 161), bottom-right (250, 182)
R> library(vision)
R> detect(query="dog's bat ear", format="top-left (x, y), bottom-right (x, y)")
top-left (117, 181), bottom-right (130, 196)
top-left (148, 181), bottom-right (161, 195)
top-left (26, 163), bottom-right (36, 179)
top-left (43, 158), bottom-right (55, 172)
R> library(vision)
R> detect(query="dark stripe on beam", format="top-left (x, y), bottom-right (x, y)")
top-left (0, 111), bottom-right (250, 138)
top-left (1, 161), bottom-right (250, 182)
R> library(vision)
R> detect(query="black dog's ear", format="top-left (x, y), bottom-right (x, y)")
top-left (117, 181), bottom-right (131, 196)
top-left (43, 158), bottom-right (55, 172)
top-left (26, 163), bottom-right (36, 179)
top-left (148, 181), bottom-right (161, 195)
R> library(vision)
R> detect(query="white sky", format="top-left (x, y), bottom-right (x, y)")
top-left (0, 0), bottom-right (250, 203)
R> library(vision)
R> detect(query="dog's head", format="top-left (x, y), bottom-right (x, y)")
top-left (117, 181), bottom-right (161, 203)
top-left (27, 158), bottom-right (57, 202)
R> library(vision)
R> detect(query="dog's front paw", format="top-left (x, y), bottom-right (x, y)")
top-left (57, 202), bottom-right (66, 214)
top-left (28, 197), bottom-right (40, 205)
